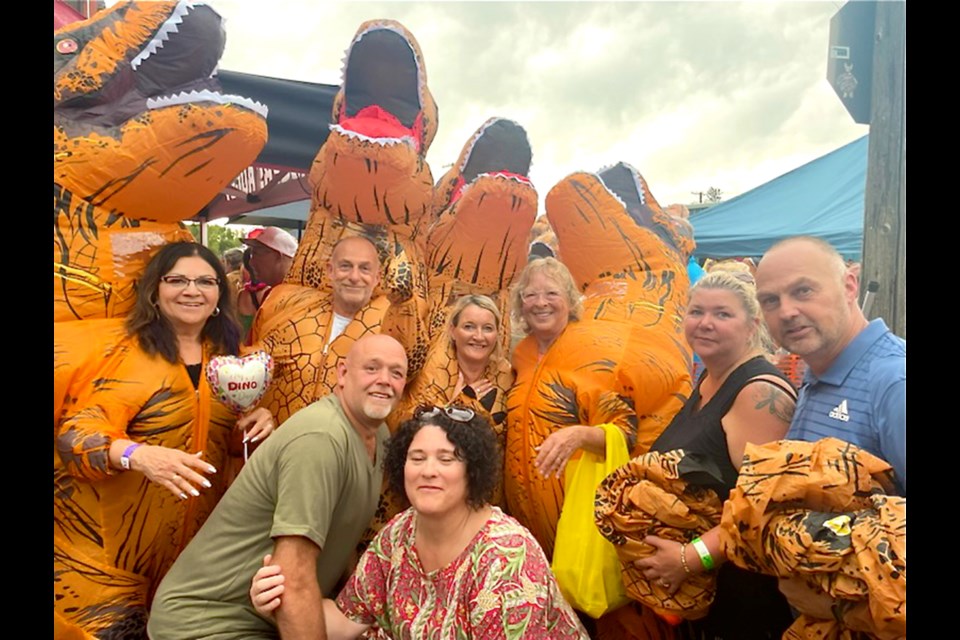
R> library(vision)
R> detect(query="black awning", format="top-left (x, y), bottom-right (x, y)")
top-left (217, 69), bottom-right (338, 172)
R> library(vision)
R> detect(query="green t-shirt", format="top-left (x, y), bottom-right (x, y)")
top-left (148, 394), bottom-right (387, 639)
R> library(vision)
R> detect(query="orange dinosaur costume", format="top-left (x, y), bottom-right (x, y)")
top-left (594, 449), bottom-right (726, 621)
top-left (55, 321), bottom-right (238, 638)
top-left (719, 438), bottom-right (906, 639)
top-left (505, 163), bottom-right (694, 639)
top-left (250, 23), bottom-right (537, 428)
top-left (54, 1), bottom-right (267, 323)
top-left (505, 163), bottom-right (694, 559)
top-left (250, 20), bottom-right (436, 424)
top-left (53, 3), bottom-right (267, 637)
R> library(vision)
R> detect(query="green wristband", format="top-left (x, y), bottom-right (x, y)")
top-left (692, 537), bottom-right (715, 571)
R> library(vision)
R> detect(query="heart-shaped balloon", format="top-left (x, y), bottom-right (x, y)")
top-left (206, 352), bottom-right (274, 413)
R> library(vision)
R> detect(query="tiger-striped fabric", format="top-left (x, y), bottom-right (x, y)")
top-left (719, 438), bottom-right (906, 639)
top-left (594, 449), bottom-right (726, 621)
top-left (54, 319), bottom-right (238, 638)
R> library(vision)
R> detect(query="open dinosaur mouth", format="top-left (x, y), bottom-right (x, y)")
top-left (460, 118), bottom-right (532, 182)
top-left (598, 162), bottom-right (650, 224)
top-left (331, 22), bottom-right (424, 149)
top-left (446, 118), bottom-right (533, 204)
top-left (55, 1), bottom-right (267, 126)
top-left (598, 162), bottom-right (679, 253)
top-left (131, 1), bottom-right (266, 118)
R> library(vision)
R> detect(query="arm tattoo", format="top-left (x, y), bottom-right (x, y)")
top-left (753, 384), bottom-right (796, 423)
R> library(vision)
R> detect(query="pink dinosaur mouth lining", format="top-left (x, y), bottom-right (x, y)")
top-left (449, 171), bottom-right (532, 206)
top-left (337, 104), bottom-right (424, 152)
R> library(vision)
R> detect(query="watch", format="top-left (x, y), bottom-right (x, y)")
top-left (120, 443), bottom-right (142, 470)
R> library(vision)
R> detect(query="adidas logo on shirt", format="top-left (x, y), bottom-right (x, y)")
top-left (829, 399), bottom-right (850, 422)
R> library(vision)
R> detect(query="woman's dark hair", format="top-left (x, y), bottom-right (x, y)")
top-left (384, 408), bottom-right (501, 510)
top-left (125, 242), bottom-right (241, 363)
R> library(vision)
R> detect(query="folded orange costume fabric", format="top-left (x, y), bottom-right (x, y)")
top-left (594, 449), bottom-right (725, 621)
top-left (718, 438), bottom-right (906, 640)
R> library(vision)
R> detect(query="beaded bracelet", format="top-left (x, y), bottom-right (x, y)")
top-left (679, 542), bottom-right (692, 575)
top-left (691, 537), bottom-right (715, 571)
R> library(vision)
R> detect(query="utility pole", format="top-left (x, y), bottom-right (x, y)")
top-left (861, 2), bottom-right (906, 339)
top-left (827, 1), bottom-right (905, 339)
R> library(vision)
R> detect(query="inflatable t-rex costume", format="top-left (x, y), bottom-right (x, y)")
top-left (505, 163), bottom-right (694, 638)
top-left (251, 20), bottom-right (537, 427)
top-left (53, 2), bottom-right (267, 637)
top-left (505, 163), bottom-right (694, 555)
top-left (595, 449), bottom-right (726, 621)
top-left (719, 438), bottom-right (906, 640)
top-left (54, 0), bottom-right (267, 323)
top-left (53, 0), bottom-right (267, 419)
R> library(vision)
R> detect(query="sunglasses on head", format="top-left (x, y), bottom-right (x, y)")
top-left (413, 404), bottom-right (476, 423)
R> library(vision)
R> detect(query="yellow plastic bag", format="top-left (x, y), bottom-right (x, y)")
top-left (551, 423), bottom-right (631, 618)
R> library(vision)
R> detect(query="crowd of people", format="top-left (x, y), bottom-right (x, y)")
top-left (53, 3), bottom-right (906, 636)
top-left (54, 227), bottom-right (905, 639)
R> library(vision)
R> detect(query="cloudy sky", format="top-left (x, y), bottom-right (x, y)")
top-left (209, 1), bottom-right (866, 208)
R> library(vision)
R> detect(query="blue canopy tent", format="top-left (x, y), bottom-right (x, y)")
top-left (690, 135), bottom-right (868, 261)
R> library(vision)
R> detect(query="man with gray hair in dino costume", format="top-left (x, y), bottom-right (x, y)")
top-left (248, 19), bottom-right (538, 427)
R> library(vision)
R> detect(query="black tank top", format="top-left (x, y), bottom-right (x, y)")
top-left (652, 355), bottom-right (796, 498)
top-left (650, 355), bottom-right (797, 640)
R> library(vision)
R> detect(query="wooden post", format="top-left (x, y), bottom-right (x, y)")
top-left (861, 1), bottom-right (906, 339)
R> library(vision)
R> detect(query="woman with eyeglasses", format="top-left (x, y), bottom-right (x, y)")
top-left (54, 242), bottom-right (275, 637)
top-left (250, 406), bottom-right (588, 639)
top-left (504, 256), bottom-right (634, 562)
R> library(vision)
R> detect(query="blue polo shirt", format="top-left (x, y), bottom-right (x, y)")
top-left (788, 319), bottom-right (906, 495)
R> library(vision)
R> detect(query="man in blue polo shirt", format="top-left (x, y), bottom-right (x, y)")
top-left (755, 236), bottom-right (905, 495)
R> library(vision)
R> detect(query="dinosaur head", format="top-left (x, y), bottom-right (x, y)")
top-left (425, 118), bottom-right (538, 293)
top-left (330, 20), bottom-right (438, 156)
top-left (597, 162), bottom-right (695, 260)
top-left (433, 117), bottom-right (534, 212)
top-left (305, 20), bottom-right (437, 232)
top-left (54, 0), bottom-right (268, 223)
top-left (545, 162), bottom-right (694, 291)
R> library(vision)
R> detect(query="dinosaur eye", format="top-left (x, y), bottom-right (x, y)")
top-left (57, 38), bottom-right (79, 54)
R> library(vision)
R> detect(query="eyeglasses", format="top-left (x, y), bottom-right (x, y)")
top-left (520, 290), bottom-right (563, 303)
top-left (413, 404), bottom-right (476, 423)
top-left (160, 275), bottom-right (220, 290)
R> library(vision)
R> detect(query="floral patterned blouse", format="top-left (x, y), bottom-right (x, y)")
top-left (336, 507), bottom-right (588, 639)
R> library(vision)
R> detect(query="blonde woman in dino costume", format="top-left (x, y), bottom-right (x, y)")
top-left (53, 2), bottom-right (268, 638)
top-left (506, 163), bottom-right (695, 639)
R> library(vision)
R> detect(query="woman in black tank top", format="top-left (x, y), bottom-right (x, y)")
top-left (635, 269), bottom-right (798, 640)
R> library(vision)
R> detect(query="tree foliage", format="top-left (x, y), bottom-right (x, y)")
top-left (186, 223), bottom-right (244, 257)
